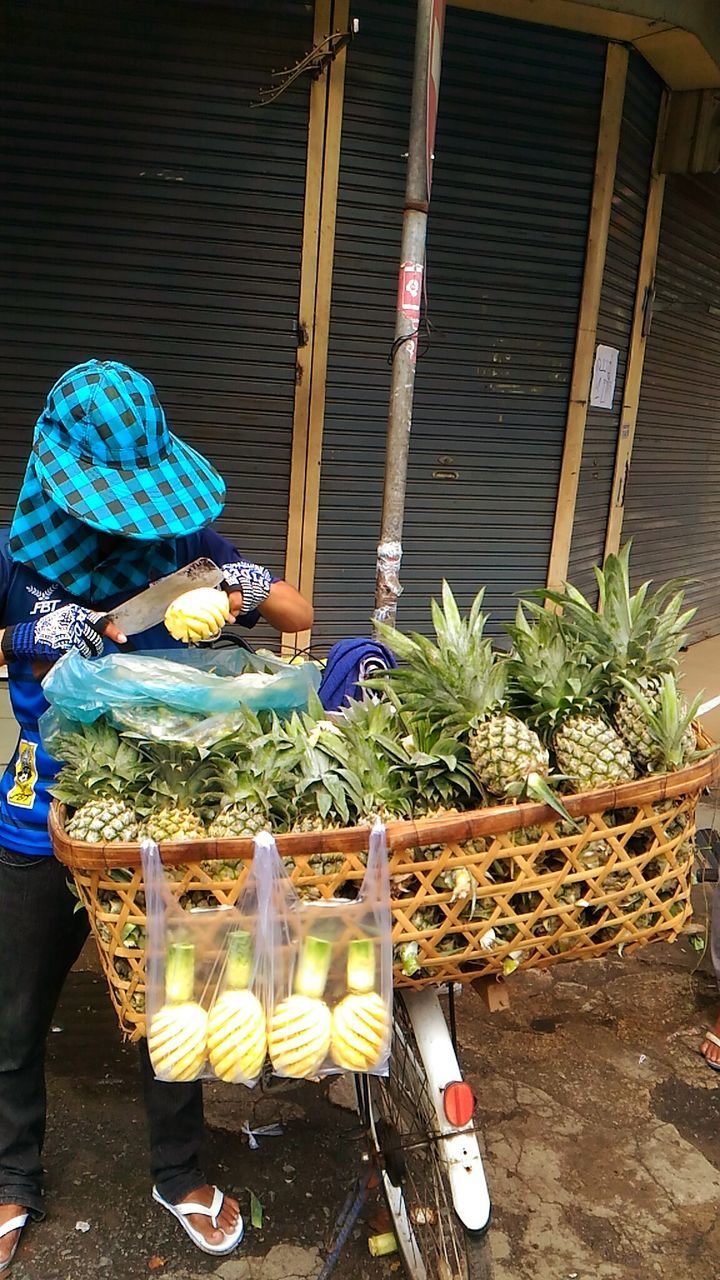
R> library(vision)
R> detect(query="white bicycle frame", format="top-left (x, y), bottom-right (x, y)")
top-left (400, 987), bottom-right (492, 1233)
top-left (367, 983), bottom-right (491, 1277)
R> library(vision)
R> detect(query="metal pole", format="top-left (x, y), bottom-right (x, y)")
top-left (373, 0), bottom-right (444, 630)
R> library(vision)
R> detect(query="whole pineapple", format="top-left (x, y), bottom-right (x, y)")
top-left (51, 719), bottom-right (144, 842)
top-left (507, 603), bottom-right (635, 791)
top-left (374, 585), bottom-right (554, 802)
top-left (207, 749), bottom-right (274, 839)
top-left (617, 674), bottom-right (700, 773)
top-left (138, 742), bottom-right (225, 842)
top-left (544, 543), bottom-right (695, 769)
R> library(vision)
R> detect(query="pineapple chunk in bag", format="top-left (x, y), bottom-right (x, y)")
top-left (258, 822), bottom-right (393, 1080)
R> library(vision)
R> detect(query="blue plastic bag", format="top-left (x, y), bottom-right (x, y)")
top-left (40, 647), bottom-right (320, 731)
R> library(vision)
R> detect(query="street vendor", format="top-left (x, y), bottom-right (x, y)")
top-left (0, 359), bottom-right (312, 1270)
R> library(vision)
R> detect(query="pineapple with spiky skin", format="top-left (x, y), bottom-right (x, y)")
top-left (51, 719), bottom-right (144, 842)
top-left (207, 714), bottom-right (289, 839)
top-left (374, 585), bottom-right (561, 810)
top-left (544, 543), bottom-right (696, 769)
top-left (507, 602), bottom-right (635, 791)
top-left (137, 741), bottom-right (225, 842)
top-left (614, 675), bottom-right (697, 771)
top-left (617, 673), bottom-right (700, 774)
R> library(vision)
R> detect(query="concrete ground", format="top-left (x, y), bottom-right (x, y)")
top-left (7, 881), bottom-right (720, 1280)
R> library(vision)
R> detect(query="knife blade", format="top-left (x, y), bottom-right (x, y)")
top-left (106, 558), bottom-right (224, 636)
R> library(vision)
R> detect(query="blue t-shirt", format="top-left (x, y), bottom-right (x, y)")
top-left (0, 528), bottom-right (259, 857)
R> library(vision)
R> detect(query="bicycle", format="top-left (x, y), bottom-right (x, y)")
top-left (355, 984), bottom-right (494, 1280)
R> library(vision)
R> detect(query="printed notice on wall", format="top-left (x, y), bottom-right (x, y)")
top-left (590, 344), bottom-right (619, 410)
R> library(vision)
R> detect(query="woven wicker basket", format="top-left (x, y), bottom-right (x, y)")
top-left (50, 740), bottom-right (718, 1041)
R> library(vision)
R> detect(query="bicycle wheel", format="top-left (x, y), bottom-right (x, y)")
top-left (362, 996), bottom-right (494, 1280)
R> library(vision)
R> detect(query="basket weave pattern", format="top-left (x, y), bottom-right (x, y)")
top-left (57, 780), bottom-right (704, 1042)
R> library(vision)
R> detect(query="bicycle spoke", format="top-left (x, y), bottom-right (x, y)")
top-left (370, 998), bottom-right (473, 1279)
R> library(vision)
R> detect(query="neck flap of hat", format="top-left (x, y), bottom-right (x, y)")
top-left (9, 457), bottom-right (176, 603)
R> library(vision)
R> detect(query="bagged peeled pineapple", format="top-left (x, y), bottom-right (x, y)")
top-left (258, 821), bottom-right (393, 1080)
top-left (142, 838), bottom-right (268, 1085)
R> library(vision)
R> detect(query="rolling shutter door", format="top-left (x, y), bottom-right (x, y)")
top-left (0, 0), bottom-right (311, 577)
top-left (568, 54), bottom-right (662, 595)
top-left (313, 3), bottom-right (606, 643)
top-left (622, 174), bottom-right (720, 643)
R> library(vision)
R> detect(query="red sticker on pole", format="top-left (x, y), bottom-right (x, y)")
top-left (397, 261), bottom-right (424, 363)
top-left (398, 261), bottom-right (423, 319)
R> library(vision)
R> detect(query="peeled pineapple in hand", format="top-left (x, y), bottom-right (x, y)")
top-left (331, 939), bottom-right (390, 1072)
top-left (268, 936), bottom-right (333, 1079)
top-left (164, 587), bottom-right (231, 643)
top-left (148, 942), bottom-right (208, 1081)
top-left (207, 931), bottom-right (267, 1083)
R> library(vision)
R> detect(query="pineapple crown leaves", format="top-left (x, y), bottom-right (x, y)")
top-left (617, 674), bottom-right (702, 771)
top-left (372, 582), bottom-right (509, 730)
top-left (134, 739), bottom-right (228, 813)
top-left (330, 698), bottom-right (413, 821)
top-left (397, 715), bottom-right (482, 813)
top-left (275, 703), bottom-right (360, 825)
top-left (50, 719), bottom-right (145, 805)
top-left (506, 602), bottom-right (606, 730)
top-left (541, 543), bottom-right (695, 680)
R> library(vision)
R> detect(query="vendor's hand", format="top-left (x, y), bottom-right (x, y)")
top-left (221, 560), bottom-right (272, 618)
top-left (226, 590), bottom-right (243, 622)
top-left (1, 604), bottom-right (123, 663)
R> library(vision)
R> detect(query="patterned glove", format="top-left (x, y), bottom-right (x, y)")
top-left (2, 604), bottom-right (109, 662)
top-left (221, 560), bottom-right (273, 617)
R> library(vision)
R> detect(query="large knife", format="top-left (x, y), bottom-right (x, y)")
top-left (106, 558), bottom-right (224, 636)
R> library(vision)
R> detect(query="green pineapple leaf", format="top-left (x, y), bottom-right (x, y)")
top-left (617, 674), bottom-right (702, 772)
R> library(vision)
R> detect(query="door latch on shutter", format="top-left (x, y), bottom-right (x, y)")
top-left (641, 281), bottom-right (656, 338)
top-left (617, 459), bottom-right (630, 508)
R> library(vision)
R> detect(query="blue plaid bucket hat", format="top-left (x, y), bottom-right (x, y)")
top-left (9, 360), bottom-right (226, 600)
top-left (33, 360), bottom-right (224, 538)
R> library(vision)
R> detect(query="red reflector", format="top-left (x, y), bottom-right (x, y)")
top-left (442, 1080), bottom-right (475, 1127)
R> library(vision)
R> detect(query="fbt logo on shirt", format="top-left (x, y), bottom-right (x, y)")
top-left (26, 583), bottom-right (62, 615)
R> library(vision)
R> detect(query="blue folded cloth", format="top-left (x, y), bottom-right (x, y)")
top-left (318, 638), bottom-right (397, 711)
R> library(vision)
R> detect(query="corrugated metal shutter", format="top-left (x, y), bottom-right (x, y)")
top-left (568, 54), bottom-right (662, 595)
top-left (0, 0), bottom-right (311, 578)
top-left (622, 173), bottom-right (720, 643)
top-left (313, 1), bottom-right (606, 643)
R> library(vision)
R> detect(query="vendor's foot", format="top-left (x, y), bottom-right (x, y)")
top-left (0, 1203), bottom-right (27, 1270)
top-left (181, 1185), bottom-right (241, 1249)
top-left (700, 1012), bottom-right (720, 1068)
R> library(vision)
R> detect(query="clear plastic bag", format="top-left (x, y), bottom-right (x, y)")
top-left (141, 825), bottom-right (392, 1085)
top-left (142, 838), bottom-right (268, 1086)
top-left (258, 821), bottom-right (393, 1080)
top-left (40, 646), bottom-right (320, 736)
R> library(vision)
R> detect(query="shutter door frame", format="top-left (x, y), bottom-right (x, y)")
top-left (622, 172), bottom-right (720, 643)
top-left (566, 52), bottom-right (664, 594)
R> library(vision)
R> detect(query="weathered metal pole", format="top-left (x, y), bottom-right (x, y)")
top-left (373, 0), bottom-right (445, 630)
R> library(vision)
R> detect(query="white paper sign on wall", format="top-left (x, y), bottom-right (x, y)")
top-left (590, 344), bottom-right (619, 410)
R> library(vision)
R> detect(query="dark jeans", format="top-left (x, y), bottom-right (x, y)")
top-left (0, 847), bottom-right (205, 1219)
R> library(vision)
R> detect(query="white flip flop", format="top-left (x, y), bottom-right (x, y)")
top-left (152, 1185), bottom-right (244, 1256)
top-left (702, 1029), bottom-right (720, 1072)
top-left (0, 1213), bottom-right (28, 1273)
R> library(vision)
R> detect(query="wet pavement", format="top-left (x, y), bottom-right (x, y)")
top-left (8, 884), bottom-right (720, 1280)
